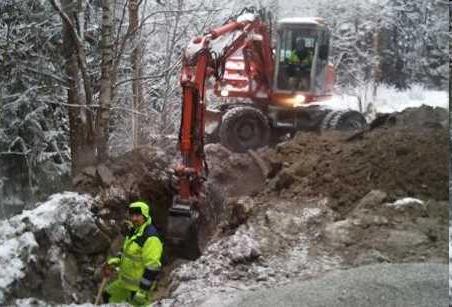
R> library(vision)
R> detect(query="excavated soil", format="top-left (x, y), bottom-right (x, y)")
top-left (263, 125), bottom-right (447, 216)
top-left (70, 105), bottom-right (448, 305)
top-left (205, 105), bottom-right (448, 216)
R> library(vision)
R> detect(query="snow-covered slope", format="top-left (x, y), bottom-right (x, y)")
top-left (0, 192), bottom-right (107, 305)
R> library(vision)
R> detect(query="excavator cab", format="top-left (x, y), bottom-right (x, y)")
top-left (274, 18), bottom-right (331, 96)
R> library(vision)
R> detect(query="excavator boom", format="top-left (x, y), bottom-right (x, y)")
top-left (167, 10), bottom-right (270, 258)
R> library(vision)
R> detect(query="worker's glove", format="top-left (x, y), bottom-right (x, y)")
top-left (131, 289), bottom-right (148, 306)
top-left (102, 257), bottom-right (120, 278)
top-left (101, 263), bottom-right (115, 278)
top-left (107, 256), bottom-right (120, 266)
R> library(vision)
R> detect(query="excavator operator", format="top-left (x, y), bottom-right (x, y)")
top-left (287, 37), bottom-right (313, 91)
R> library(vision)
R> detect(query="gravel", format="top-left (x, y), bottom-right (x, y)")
top-left (202, 263), bottom-right (448, 307)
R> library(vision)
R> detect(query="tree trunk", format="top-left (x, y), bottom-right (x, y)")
top-left (160, 0), bottom-right (182, 133)
top-left (61, 0), bottom-right (96, 176)
top-left (97, 0), bottom-right (115, 162)
top-left (372, 26), bottom-right (382, 100)
top-left (128, 0), bottom-right (144, 148)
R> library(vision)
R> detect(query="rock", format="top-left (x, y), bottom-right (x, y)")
top-left (96, 164), bottom-right (115, 187)
top-left (42, 263), bottom-right (66, 302)
top-left (81, 166), bottom-right (97, 178)
top-left (205, 143), bottom-right (232, 161)
top-left (227, 197), bottom-right (255, 229)
top-left (269, 169), bottom-right (296, 191)
top-left (324, 219), bottom-right (356, 246)
top-left (385, 197), bottom-right (427, 217)
top-left (385, 230), bottom-right (429, 248)
top-left (227, 234), bottom-right (261, 263)
top-left (353, 249), bottom-right (390, 266)
top-left (71, 173), bottom-right (86, 187)
top-left (354, 190), bottom-right (387, 211)
top-left (267, 159), bottom-right (283, 179)
top-left (265, 209), bottom-right (303, 236)
top-left (67, 213), bottom-right (111, 254)
top-left (355, 215), bottom-right (389, 227)
top-left (0, 193), bottom-right (106, 305)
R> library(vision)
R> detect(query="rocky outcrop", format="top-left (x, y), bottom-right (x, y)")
top-left (0, 192), bottom-right (108, 305)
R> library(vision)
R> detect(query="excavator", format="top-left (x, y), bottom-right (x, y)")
top-left (167, 8), bottom-right (367, 258)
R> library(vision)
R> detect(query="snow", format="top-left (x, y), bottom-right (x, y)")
top-left (387, 197), bottom-right (424, 209)
top-left (278, 17), bottom-right (324, 25)
top-left (13, 298), bottom-right (112, 307)
top-left (209, 30), bottom-right (243, 55)
top-left (19, 192), bottom-right (90, 230)
top-left (0, 192), bottom-right (93, 304)
top-left (237, 13), bottom-right (255, 23)
top-left (320, 84), bottom-right (448, 114)
top-left (0, 233), bottom-right (38, 296)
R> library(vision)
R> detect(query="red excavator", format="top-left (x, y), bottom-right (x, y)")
top-left (167, 8), bottom-right (366, 258)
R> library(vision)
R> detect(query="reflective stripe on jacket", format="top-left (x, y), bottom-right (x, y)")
top-left (118, 219), bottom-right (163, 291)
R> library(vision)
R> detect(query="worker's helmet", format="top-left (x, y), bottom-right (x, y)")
top-left (129, 201), bottom-right (150, 220)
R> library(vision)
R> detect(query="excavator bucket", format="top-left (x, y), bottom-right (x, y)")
top-left (166, 201), bottom-right (201, 260)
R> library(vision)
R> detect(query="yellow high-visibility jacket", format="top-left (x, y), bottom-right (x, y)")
top-left (109, 219), bottom-right (163, 291)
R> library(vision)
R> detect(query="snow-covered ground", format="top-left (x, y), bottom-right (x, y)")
top-left (320, 84), bottom-right (448, 114)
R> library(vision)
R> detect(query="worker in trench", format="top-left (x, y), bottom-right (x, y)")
top-left (101, 201), bottom-right (163, 306)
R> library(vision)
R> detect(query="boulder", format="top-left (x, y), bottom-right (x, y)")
top-left (354, 190), bottom-right (387, 212)
top-left (0, 192), bottom-right (106, 305)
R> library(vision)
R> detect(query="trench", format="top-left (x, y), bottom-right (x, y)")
top-left (117, 179), bottom-right (228, 302)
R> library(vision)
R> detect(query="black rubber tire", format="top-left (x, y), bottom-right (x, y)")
top-left (321, 110), bottom-right (339, 130)
top-left (326, 110), bottom-right (367, 131)
top-left (219, 106), bottom-right (270, 152)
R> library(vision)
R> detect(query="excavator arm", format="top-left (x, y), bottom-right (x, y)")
top-left (167, 11), bottom-right (271, 259)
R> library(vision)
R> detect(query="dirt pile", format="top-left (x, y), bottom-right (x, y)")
top-left (155, 105), bottom-right (448, 305)
top-left (262, 124), bottom-right (447, 215)
top-left (202, 105), bottom-right (448, 216)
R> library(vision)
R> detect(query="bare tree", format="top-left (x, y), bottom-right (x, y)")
top-left (128, 0), bottom-right (145, 147)
top-left (53, 0), bottom-right (96, 174)
top-left (97, 0), bottom-right (115, 161)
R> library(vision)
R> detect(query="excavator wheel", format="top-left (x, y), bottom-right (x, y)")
top-left (219, 106), bottom-right (270, 152)
top-left (322, 110), bottom-right (367, 131)
top-left (320, 110), bottom-right (339, 130)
